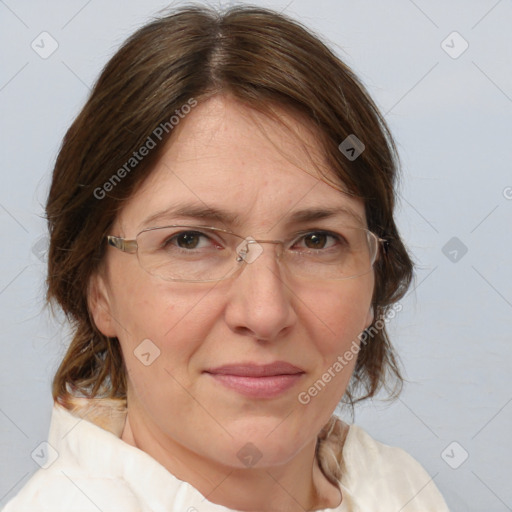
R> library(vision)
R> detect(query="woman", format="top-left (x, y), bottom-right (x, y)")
top-left (3, 4), bottom-right (449, 511)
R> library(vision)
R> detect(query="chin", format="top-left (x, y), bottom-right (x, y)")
top-left (219, 425), bottom-right (309, 470)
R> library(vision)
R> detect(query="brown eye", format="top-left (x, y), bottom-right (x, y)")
top-left (303, 233), bottom-right (328, 249)
top-left (291, 231), bottom-right (345, 254)
top-left (175, 232), bottom-right (202, 249)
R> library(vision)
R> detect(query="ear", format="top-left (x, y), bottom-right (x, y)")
top-left (364, 304), bottom-right (375, 331)
top-left (88, 270), bottom-right (117, 338)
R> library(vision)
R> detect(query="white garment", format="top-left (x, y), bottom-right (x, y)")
top-left (2, 400), bottom-right (450, 512)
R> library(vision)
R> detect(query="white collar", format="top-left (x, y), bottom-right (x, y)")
top-left (48, 398), bottom-right (352, 511)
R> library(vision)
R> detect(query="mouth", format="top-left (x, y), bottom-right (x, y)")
top-left (204, 361), bottom-right (305, 399)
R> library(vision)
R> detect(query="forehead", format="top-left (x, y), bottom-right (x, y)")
top-left (117, 95), bottom-right (365, 234)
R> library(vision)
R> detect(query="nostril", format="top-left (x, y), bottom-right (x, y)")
top-left (233, 325), bottom-right (253, 336)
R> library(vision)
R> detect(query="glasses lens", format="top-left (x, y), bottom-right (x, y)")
top-left (135, 226), bottom-right (379, 282)
top-left (284, 227), bottom-right (376, 280)
top-left (137, 226), bottom-right (237, 281)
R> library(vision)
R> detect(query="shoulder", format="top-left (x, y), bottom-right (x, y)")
top-left (2, 399), bottom-right (141, 512)
top-left (2, 469), bottom-right (141, 512)
top-left (339, 422), bottom-right (450, 511)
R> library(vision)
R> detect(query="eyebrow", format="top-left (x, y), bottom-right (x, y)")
top-left (139, 203), bottom-right (365, 231)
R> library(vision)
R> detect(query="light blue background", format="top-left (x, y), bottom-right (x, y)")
top-left (1, 1), bottom-right (511, 510)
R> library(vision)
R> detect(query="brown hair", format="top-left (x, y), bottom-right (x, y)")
top-left (46, 3), bottom-right (413, 483)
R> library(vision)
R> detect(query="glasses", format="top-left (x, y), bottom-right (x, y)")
top-left (107, 225), bottom-right (386, 283)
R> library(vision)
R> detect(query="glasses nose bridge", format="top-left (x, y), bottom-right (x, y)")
top-left (250, 237), bottom-right (285, 256)
top-left (234, 236), bottom-right (286, 267)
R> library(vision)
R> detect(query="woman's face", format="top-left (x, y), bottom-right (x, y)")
top-left (90, 94), bottom-right (374, 469)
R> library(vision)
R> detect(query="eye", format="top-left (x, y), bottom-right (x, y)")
top-left (293, 231), bottom-right (343, 251)
top-left (163, 230), bottom-right (219, 251)
top-left (174, 231), bottom-right (203, 249)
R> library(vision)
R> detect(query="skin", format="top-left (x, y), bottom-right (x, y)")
top-left (89, 94), bottom-right (375, 511)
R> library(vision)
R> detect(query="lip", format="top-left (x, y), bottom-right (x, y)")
top-left (206, 361), bottom-right (304, 377)
top-left (204, 362), bottom-right (305, 399)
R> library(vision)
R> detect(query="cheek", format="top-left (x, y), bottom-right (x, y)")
top-left (109, 277), bottom-right (226, 418)
top-left (291, 286), bottom-right (372, 442)
top-left (298, 276), bottom-right (374, 357)
top-left (107, 270), bottom-right (221, 370)
top-left (294, 281), bottom-right (373, 424)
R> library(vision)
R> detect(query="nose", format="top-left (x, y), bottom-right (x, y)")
top-left (223, 242), bottom-right (297, 342)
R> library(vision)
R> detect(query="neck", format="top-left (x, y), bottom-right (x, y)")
top-left (121, 408), bottom-right (342, 511)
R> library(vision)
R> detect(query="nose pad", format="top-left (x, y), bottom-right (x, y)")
top-left (235, 237), bottom-right (283, 265)
top-left (235, 237), bottom-right (264, 264)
